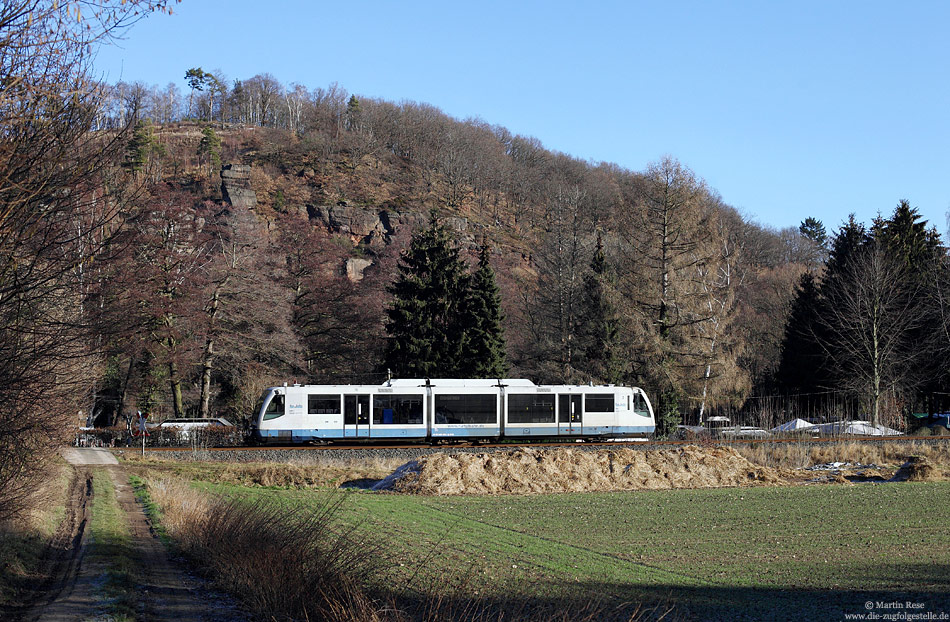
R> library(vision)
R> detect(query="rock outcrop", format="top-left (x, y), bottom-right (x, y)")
top-left (344, 257), bottom-right (373, 282)
top-left (307, 204), bottom-right (429, 246)
top-left (221, 164), bottom-right (258, 210)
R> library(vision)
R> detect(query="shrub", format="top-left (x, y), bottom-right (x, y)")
top-left (78, 423), bottom-right (245, 448)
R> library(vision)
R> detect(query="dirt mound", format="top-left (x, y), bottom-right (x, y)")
top-left (372, 445), bottom-right (785, 495)
top-left (892, 455), bottom-right (943, 482)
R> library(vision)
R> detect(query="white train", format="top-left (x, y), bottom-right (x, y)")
top-left (250, 378), bottom-right (655, 443)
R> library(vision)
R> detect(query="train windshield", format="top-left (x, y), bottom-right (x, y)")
top-left (262, 392), bottom-right (286, 421)
top-left (633, 392), bottom-right (650, 417)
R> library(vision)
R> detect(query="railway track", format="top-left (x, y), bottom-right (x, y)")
top-left (131, 434), bottom-right (950, 454)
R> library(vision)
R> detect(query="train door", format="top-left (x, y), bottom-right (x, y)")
top-left (344, 395), bottom-right (370, 438)
top-left (558, 394), bottom-right (582, 435)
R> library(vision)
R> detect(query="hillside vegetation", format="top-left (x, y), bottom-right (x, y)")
top-left (92, 91), bottom-right (831, 433)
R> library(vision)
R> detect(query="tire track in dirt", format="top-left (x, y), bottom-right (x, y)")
top-left (108, 467), bottom-right (250, 622)
top-left (18, 453), bottom-right (250, 622)
top-left (14, 467), bottom-right (94, 622)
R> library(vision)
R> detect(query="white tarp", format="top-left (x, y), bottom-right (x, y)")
top-left (770, 418), bottom-right (816, 433)
top-left (811, 421), bottom-right (903, 436)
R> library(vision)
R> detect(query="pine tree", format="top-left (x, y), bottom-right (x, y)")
top-left (799, 217), bottom-right (828, 247)
top-left (654, 387), bottom-right (682, 439)
top-left (875, 200), bottom-right (942, 281)
top-left (579, 234), bottom-right (624, 383)
top-left (825, 214), bottom-right (868, 277)
top-left (460, 244), bottom-right (508, 378)
top-left (197, 126), bottom-right (221, 180)
top-left (776, 271), bottom-right (827, 399)
top-left (124, 119), bottom-right (153, 173)
top-left (384, 212), bottom-right (470, 377)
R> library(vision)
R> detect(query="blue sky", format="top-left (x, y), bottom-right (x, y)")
top-left (94, 1), bottom-right (950, 238)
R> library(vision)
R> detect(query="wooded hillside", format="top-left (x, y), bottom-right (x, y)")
top-left (89, 74), bottom-right (842, 434)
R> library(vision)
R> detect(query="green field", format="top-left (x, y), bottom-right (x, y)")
top-left (193, 480), bottom-right (950, 621)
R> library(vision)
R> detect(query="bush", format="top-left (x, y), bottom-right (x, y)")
top-left (933, 425), bottom-right (949, 437)
top-left (910, 426), bottom-right (932, 437)
top-left (77, 423), bottom-right (245, 448)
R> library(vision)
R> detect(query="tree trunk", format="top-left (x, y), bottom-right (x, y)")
top-left (167, 357), bottom-right (184, 418)
top-left (113, 354), bottom-right (137, 427)
top-left (199, 287), bottom-right (222, 418)
top-left (200, 337), bottom-right (214, 418)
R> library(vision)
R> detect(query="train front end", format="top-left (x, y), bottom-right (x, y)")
top-left (249, 387), bottom-right (286, 443)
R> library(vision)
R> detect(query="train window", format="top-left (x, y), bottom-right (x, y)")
top-left (308, 395), bottom-right (341, 415)
top-left (435, 394), bottom-right (497, 424)
top-left (372, 394), bottom-right (423, 425)
top-left (507, 394), bottom-right (555, 424)
top-left (585, 394), bottom-right (615, 413)
top-left (262, 394), bottom-right (285, 421)
top-left (634, 393), bottom-right (650, 417)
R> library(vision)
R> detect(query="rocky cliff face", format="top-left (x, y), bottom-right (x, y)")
top-left (221, 164), bottom-right (258, 210)
top-left (307, 203), bottom-right (431, 246)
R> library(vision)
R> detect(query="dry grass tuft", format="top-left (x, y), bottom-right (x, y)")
top-left (148, 477), bottom-right (385, 621)
top-left (736, 440), bottom-right (950, 471)
top-left (120, 454), bottom-right (403, 490)
top-left (216, 456), bottom-right (401, 489)
top-left (892, 455), bottom-right (942, 482)
top-left (375, 446), bottom-right (784, 495)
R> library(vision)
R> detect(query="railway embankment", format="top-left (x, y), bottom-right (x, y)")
top-left (111, 435), bottom-right (950, 466)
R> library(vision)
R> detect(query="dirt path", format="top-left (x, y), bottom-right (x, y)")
top-left (20, 451), bottom-right (249, 622)
top-left (14, 468), bottom-right (94, 622)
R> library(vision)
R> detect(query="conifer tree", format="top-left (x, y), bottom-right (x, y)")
top-left (579, 234), bottom-right (624, 383)
top-left (124, 119), bottom-right (153, 173)
top-left (776, 271), bottom-right (827, 401)
top-left (384, 212), bottom-right (470, 377)
top-left (460, 244), bottom-right (508, 378)
top-left (799, 217), bottom-right (828, 247)
top-left (197, 126), bottom-right (221, 180)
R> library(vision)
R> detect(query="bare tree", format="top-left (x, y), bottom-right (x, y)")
top-left (518, 184), bottom-right (592, 382)
top-left (820, 241), bottom-right (929, 427)
top-left (0, 0), bottom-right (172, 519)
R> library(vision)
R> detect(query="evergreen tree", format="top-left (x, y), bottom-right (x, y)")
top-left (384, 212), bottom-right (470, 377)
top-left (654, 387), bottom-right (682, 439)
top-left (579, 234), bottom-right (624, 383)
top-left (875, 200), bottom-right (942, 280)
top-left (460, 244), bottom-right (508, 378)
top-left (184, 67), bottom-right (207, 118)
top-left (197, 126), bottom-right (221, 179)
top-left (776, 272), bottom-right (827, 399)
top-left (124, 119), bottom-right (153, 173)
top-left (874, 201), bottom-right (946, 407)
top-left (799, 217), bottom-right (827, 247)
top-left (825, 214), bottom-right (869, 277)
top-left (345, 95), bottom-right (362, 131)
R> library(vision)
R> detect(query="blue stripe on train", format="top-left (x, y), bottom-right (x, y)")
top-left (258, 425), bottom-right (654, 441)
top-left (431, 426), bottom-right (502, 437)
top-left (505, 425), bottom-right (654, 436)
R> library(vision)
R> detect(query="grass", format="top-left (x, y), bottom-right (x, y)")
top-left (119, 453), bottom-right (402, 489)
top-left (126, 441), bottom-right (950, 620)
top-left (184, 478), bottom-right (950, 621)
top-left (0, 459), bottom-right (71, 609)
top-left (87, 468), bottom-right (138, 621)
top-left (129, 474), bottom-right (168, 544)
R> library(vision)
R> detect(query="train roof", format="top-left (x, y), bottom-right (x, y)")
top-left (267, 379), bottom-right (640, 391)
top-left (384, 378), bottom-right (537, 388)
